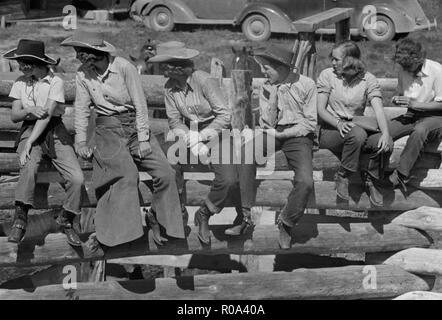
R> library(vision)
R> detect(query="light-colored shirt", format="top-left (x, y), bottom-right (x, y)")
top-left (9, 72), bottom-right (65, 117)
top-left (164, 70), bottom-right (231, 135)
top-left (74, 56), bottom-right (150, 144)
top-left (398, 59), bottom-right (442, 103)
top-left (259, 73), bottom-right (317, 137)
top-left (317, 67), bottom-right (382, 120)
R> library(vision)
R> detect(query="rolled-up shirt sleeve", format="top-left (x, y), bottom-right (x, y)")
top-left (200, 77), bottom-right (231, 135)
top-left (123, 63), bottom-right (150, 141)
top-left (366, 73), bottom-right (382, 102)
top-left (165, 89), bottom-right (189, 137)
top-left (316, 69), bottom-right (332, 95)
top-left (74, 74), bottom-right (92, 144)
top-left (433, 68), bottom-right (442, 102)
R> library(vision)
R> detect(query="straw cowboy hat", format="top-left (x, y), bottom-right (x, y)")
top-left (61, 30), bottom-right (116, 53)
top-left (2, 39), bottom-right (58, 65)
top-left (253, 45), bottom-right (294, 68)
top-left (148, 45), bottom-right (199, 63)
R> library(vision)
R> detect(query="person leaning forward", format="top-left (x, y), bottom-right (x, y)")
top-left (61, 30), bottom-right (185, 247)
top-left (252, 45), bottom-right (317, 249)
top-left (3, 39), bottom-right (84, 246)
top-left (149, 46), bottom-right (257, 245)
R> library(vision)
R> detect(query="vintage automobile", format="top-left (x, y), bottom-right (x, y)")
top-left (131, 0), bottom-right (437, 42)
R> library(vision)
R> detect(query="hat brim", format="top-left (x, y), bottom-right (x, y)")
top-left (149, 48), bottom-right (199, 63)
top-left (60, 37), bottom-right (116, 53)
top-left (253, 52), bottom-right (292, 68)
top-left (2, 48), bottom-right (58, 65)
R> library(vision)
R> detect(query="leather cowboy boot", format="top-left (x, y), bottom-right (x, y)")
top-left (389, 169), bottom-right (408, 193)
top-left (8, 202), bottom-right (29, 244)
top-left (335, 167), bottom-right (350, 201)
top-left (55, 210), bottom-right (82, 247)
top-left (277, 218), bottom-right (292, 250)
top-left (145, 208), bottom-right (168, 246)
top-left (363, 173), bottom-right (384, 207)
top-left (224, 207), bottom-right (254, 236)
top-left (194, 204), bottom-right (212, 244)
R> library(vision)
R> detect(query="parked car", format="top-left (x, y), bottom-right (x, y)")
top-left (131, 0), bottom-right (437, 42)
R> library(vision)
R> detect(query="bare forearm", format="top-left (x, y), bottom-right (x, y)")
top-left (27, 118), bottom-right (51, 144)
top-left (371, 98), bottom-right (390, 136)
top-left (413, 101), bottom-right (442, 111)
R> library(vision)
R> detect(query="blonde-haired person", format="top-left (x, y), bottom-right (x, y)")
top-left (317, 41), bottom-right (392, 207)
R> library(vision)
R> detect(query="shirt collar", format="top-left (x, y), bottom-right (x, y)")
top-left (169, 72), bottom-right (194, 93)
top-left (416, 59), bottom-right (429, 78)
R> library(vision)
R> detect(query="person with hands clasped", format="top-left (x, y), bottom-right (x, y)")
top-left (150, 46), bottom-right (256, 244)
top-left (317, 41), bottom-right (393, 207)
top-left (387, 38), bottom-right (442, 190)
top-left (61, 30), bottom-right (185, 248)
top-left (3, 39), bottom-right (85, 246)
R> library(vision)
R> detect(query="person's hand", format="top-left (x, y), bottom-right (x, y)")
top-left (138, 141), bottom-right (152, 158)
top-left (376, 133), bottom-right (392, 155)
top-left (337, 120), bottom-right (355, 138)
top-left (75, 142), bottom-right (92, 160)
top-left (190, 142), bottom-right (210, 164)
top-left (27, 106), bottom-right (48, 119)
top-left (19, 141), bottom-right (32, 166)
top-left (86, 233), bottom-right (100, 252)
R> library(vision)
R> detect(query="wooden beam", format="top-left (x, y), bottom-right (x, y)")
top-left (293, 8), bottom-right (354, 33)
top-left (394, 291), bottom-right (442, 300)
top-left (0, 265), bottom-right (430, 300)
top-left (0, 222), bottom-right (431, 267)
top-left (391, 207), bottom-right (442, 232)
top-left (366, 248), bottom-right (442, 276)
top-left (0, 73), bottom-right (400, 103)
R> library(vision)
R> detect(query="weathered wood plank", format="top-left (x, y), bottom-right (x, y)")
top-left (0, 222), bottom-right (431, 267)
top-left (394, 291), bottom-right (442, 300)
top-left (0, 265), bottom-right (430, 300)
top-left (391, 207), bottom-right (442, 232)
top-left (366, 248), bottom-right (442, 276)
top-left (0, 180), bottom-right (441, 211)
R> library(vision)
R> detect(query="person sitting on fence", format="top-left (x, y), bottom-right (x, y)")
top-left (60, 30), bottom-right (185, 248)
top-left (149, 46), bottom-right (256, 244)
top-left (3, 39), bottom-right (85, 246)
top-left (317, 41), bottom-right (393, 207)
top-left (387, 38), bottom-right (442, 190)
top-left (251, 45), bottom-right (317, 249)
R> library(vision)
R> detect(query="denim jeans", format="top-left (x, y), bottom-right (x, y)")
top-left (319, 124), bottom-right (392, 180)
top-left (389, 115), bottom-right (442, 177)
top-left (15, 127), bottom-right (84, 215)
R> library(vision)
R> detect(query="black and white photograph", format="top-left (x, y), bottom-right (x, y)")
top-left (1, 0), bottom-right (442, 306)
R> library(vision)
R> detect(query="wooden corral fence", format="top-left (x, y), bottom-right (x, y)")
top-left (1, 8), bottom-right (442, 300)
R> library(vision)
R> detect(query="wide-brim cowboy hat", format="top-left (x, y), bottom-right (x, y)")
top-left (2, 39), bottom-right (58, 65)
top-left (148, 47), bottom-right (199, 63)
top-left (253, 45), bottom-right (294, 68)
top-left (60, 30), bottom-right (116, 53)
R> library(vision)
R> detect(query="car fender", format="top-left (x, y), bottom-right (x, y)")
top-left (359, 3), bottom-right (415, 34)
top-left (136, 0), bottom-right (197, 23)
top-left (234, 3), bottom-right (296, 34)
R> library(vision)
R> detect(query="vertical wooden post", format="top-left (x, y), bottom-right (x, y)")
top-left (0, 16), bottom-right (6, 29)
top-left (335, 17), bottom-right (351, 43)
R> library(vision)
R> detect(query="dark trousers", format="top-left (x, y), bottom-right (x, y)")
top-left (319, 124), bottom-right (392, 180)
top-left (389, 115), bottom-right (442, 177)
top-left (251, 130), bottom-right (314, 227)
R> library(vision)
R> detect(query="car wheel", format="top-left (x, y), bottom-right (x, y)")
top-left (148, 6), bottom-right (174, 32)
top-left (129, 2), bottom-right (143, 23)
top-left (364, 15), bottom-right (395, 42)
top-left (242, 14), bottom-right (271, 42)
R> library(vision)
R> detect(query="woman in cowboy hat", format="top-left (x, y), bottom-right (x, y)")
top-left (60, 30), bottom-right (185, 248)
top-left (149, 46), bottom-right (257, 244)
top-left (3, 39), bottom-right (85, 246)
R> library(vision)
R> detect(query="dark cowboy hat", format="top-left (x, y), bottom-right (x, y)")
top-left (61, 30), bottom-right (116, 53)
top-left (2, 39), bottom-right (58, 65)
top-left (253, 45), bottom-right (294, 68)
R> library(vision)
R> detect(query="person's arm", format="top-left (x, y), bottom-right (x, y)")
top-left (199, 76), bottom-right (231, 141)
top-left (9, 81), bottom-right (46, 123)
top-left (277, 82), bottom-right (317, 139)
top-left (408, 70), bottom-right (442, 111)
top-left (164, 89), bottom-right (190, 138)
top-left (122, 61), bottom-right (150, 142)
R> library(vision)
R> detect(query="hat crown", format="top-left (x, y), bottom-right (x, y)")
top-left (72, 30), bottom-right (106, 47)
top-left (15, 39), bottom-right (46, 58)
top-left (254, 45), bottom-right (294, 67)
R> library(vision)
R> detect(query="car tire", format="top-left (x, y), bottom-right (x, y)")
top-left (364, 15), bottom-right (395, 42)
top-left (147, 6), bottom-right (174, 32)
top-left (242, 14), bottom-right (271, 42)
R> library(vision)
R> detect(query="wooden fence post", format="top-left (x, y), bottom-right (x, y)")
top-left (1, 16), bottom-right (6, 29)
top-left (336, 17), bottom-right (351, 43)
